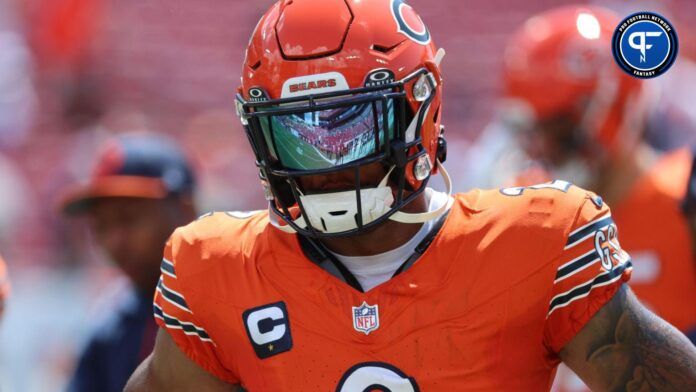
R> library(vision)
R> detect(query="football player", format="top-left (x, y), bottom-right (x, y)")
top-left (126, 1), bottom-right (696, 390)
top-left (61, 133), bottom-right (198, 392)
top-left (499, 5), bottom-right (696, 391)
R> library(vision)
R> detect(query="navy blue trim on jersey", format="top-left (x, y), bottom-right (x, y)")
top-left (160, 258), bottom-right (176, 277)
top-left (555, 250), bottom-right (600, 281)
top-left (153, 304), bottom-right (211, 341)
top-left (548, 259), bottom-right (632, 315)
top-left (565, 216), bottom-right (614, 247)
top-left (157, 279), bottom-right (190, 311)
top-left (153, 303), bottom-right (163, 316)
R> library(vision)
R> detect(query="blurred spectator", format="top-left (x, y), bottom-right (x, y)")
top-left (60, 133), bottom-right (198, 392)
top-left (643, 58), bottom-right (696, 151)
top-left (0, 254), bottom-right (9, 320)
top-left (0, 152), bottom-right (33, 250)
top-left (182, 109), bottom-right (264, 212)
top-left (681, 151), bottom-right (696, 343)
top-left (453, 102), bottom-right (540, 191)
top-left (24, 0), bottom-right (104, 72)
top-left (0, 0), bottom-right (37, 149)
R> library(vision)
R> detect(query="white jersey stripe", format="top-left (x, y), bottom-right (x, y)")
top-left (153, 304), bottom-right (213, 343)
top-left (156, 284), bottom-right (192, 313)
top-left (548, 260), bottom-right (632, 318)
top-left (547, 265), bottom-right (632, 318)
top-left (568, 211), bottom-right (611, 237)
top-left (554, 257), bottom-right (600, 284)
top-left (564, 231), bottom-right (596, 250)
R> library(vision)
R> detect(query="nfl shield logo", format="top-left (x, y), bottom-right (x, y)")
top-left (352, 301), bottom-right (379, 335)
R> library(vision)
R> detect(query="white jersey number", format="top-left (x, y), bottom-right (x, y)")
top-left (336, 362), bottom-right (420, 392)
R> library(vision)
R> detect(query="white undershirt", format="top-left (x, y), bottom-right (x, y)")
top-left (329, 188), bottom-right (450, 291)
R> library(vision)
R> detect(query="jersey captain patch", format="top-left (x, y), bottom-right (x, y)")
top-left (243, 302), bottom-right (293, 359)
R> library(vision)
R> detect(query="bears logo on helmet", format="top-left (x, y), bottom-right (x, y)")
top-left (390, 0), bottom-right (431, 45)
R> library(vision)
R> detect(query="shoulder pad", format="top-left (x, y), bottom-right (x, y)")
top-left (171, 210), bottom-right (268, 262)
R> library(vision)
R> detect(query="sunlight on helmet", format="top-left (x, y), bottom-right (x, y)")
top-left (576, 12), bottom-right (601, 40)
top-left (524, 16), bottom-right (551, 42)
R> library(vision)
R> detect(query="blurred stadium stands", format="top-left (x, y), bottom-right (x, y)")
top-left (0, 0), bottom-right (694, 390)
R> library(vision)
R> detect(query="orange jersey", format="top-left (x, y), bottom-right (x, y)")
top-left (612, 148), bottom-right (696, 331)
top-left (154, 184), bottom-right (631, 391)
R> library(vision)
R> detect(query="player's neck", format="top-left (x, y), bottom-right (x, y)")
top-left (318, 192), bottom-right (429, 257)
top-left (595, 143), bottom-right (656, 206)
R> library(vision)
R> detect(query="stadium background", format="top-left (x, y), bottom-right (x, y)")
top-left (0, 0), bottom-right (694, 390)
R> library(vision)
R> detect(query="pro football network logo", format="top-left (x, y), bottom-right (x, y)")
top-left (352, 301), bottom-right (379, 335)
top-left (612, 12), bottom-right (678, 79)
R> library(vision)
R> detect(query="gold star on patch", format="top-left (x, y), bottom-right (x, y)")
top-left (268, 344), bottom-right (274, 351)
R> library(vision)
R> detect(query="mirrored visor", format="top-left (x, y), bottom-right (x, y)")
top-left (258, 99), bottom-right (395, 170)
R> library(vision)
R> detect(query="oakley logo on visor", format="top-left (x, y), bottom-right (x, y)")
top-left (281, 72), bottom-right (350, 98)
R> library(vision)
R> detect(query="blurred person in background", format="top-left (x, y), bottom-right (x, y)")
top-left (461, 5), bottom-right (696, 191)
top-left (682, 153), bottom-right (696, 343)
top-left (0, 254), bottom-right (9, 320)
top-left (0, 0), bottom-right (37, 149)
top-left (501, 3), bottom-right (696, 338)
top-left (60, 133), bottom-right (197, 392)
top-left (496, 5), bottom-right (696, 391)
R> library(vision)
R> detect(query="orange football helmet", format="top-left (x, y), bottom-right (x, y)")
top-left (236, 0), bottom-right (449, 237)
top-left (503, 5), bottom-right (648, 183)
